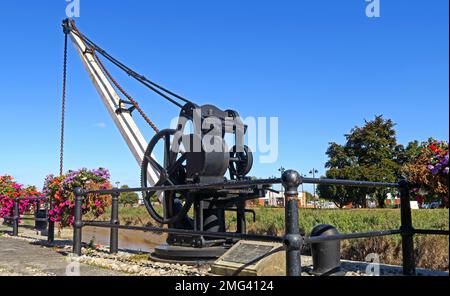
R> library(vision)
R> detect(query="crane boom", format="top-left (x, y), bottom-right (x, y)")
top-left (66, 24), bottom-right (159, 186)
top-left (60, 20), bottom-right (271, 262)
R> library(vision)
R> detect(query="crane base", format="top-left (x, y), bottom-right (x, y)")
top-left (150, 243), bottom-right (228, 263)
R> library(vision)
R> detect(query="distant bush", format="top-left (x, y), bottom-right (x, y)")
top-left (118, 185), bottom-right (139, 207)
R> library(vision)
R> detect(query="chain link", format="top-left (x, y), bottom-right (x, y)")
top-left (93, 51), bottom-right (160, 134)
top-left (70, 21), bottom-right (159, 134)
top-left (59, 22), bottom-right (160, 174)
top-left (59, 33), bottom-right (68, 176)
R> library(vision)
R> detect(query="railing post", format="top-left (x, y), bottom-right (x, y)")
top-left (282, 170), bottom-right (303, 276)
top-left (35, 199), bottom-right (41, 217)
top-left (47, 196), bottom-right (55, 243)
top-left (73, 187), bottom-right (84, 257)
top-left (110, 190), bottom-right (120, 254)
top-left (399, 180), bottom-right (416, 276)
top-left (12, 198), bottom-right (19, 236)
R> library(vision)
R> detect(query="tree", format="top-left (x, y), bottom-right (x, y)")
top-left (303, 191), bottom-right (315, 203)
top-left (319, 116), bottom-right (405, 208)
top-left (396, 140), bottom-right (421, 166)
top-left (317, 167), bottom-right (369, 208)
top-left (119, 185), bottom-right (139, 207)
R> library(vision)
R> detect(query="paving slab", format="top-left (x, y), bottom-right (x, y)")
top-left (0, 236), bottom-right (127, 276)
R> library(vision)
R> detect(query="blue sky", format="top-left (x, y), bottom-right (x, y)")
top-left (0, 1), bottom-right (448, 192)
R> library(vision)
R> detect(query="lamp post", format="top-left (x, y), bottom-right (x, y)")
top-left (278, 167), bottom-right (285, 207)
top-left (309, 169), bottom-right (319, 209)
top-left (301, 174), bottom-right (308, 208)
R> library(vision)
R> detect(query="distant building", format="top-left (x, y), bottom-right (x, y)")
top-left (256, 191), bottom-right (308, 208)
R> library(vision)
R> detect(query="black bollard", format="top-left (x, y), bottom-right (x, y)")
top-left (310, 224), bottom-right (341, 275)
top-left (12, 199), bottom-right (19, 236)
top-left (73, 187), bottom-right (84, 256)
top-left (399, 180), bottom-right (416, 276)
top-left (110, 191), bottom-right (119, 254)
top-left (35, 200), bottom-right (48, 231)
top-left (281, 170), bottom-right (303, 276)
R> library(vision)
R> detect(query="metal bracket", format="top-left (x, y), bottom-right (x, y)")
top-left (83, 47), bottom-right (95, 55)
top-left (62, 18), bottom-right (73, 34)
top-left (115, 100), bottom-right (136, 115)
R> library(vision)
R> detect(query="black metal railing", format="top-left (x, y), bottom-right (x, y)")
top-left (1, 197), bottom-right (49, 237)
top-left (70, 170), bottom-right (450, 277)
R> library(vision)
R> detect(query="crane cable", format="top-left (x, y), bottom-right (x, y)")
top-left (70, 22), bottom-right (160, 134)
top-left (59, 32), bottom-right (68, 176)
top-left (93, 51), bottom-right (160, 134)
top-left (59, 23), bottom-right (161, 177)
top-left (68, 20), bottom-right (193, 109)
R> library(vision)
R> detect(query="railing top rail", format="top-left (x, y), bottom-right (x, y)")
top-left (302, 178), bottom-right (400, 188)
top-left (13, 197), bottom-right (47, 201)
top-left (81, 177), bottom-right (402, 195)
top-left (82, 178), bottom-right (283, 195)
top-left (82, 221), bottom-right (285, 243)
top-left (0, 197), bottom-right (47, 202)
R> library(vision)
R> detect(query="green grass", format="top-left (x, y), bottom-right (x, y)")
top-left (227, 208), bottom-right (450, 236)
top-left (89, 206), bottom-right (449, 235)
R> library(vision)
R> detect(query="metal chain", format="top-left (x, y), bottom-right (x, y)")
top-left (69, 21), bottom-right (160, 134)
top-left (59, 33), bottom-right (68, 176)
top-left (93, 51), bottom-right (160, 134)
top-left (67, 20), bottom-right (190, 109)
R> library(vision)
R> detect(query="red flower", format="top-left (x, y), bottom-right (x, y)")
top-left (429, 144), bottom-right (442, 154)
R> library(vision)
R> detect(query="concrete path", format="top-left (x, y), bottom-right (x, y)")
top-left (0, 236), bottom-right (127, 276)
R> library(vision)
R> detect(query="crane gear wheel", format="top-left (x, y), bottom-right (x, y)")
top-left (141, 129), bottom-right (193, 225)
top-left (229, 145), bottom-right (253, 180)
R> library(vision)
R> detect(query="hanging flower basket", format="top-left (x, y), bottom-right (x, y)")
top-left (403, 140), bottom-right (449, 207)
top-left (43, 168), bottom-right (112, 228)
top-left (0, 176), bottom-right (42, 224)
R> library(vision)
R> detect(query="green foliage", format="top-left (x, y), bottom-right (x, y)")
top-left (93, 205), bottom-right (448, 236)
top-left (319, 116), bottom-right (407, 208)
top-left (119, 185), bottom-right (139, 207)
top-left (239, 208), bottom-right (449, 236)
top-left (150, 194), bottom-right (159, 203)
top-left (317, 167), bottom-right (369, 208)
top-left (396, 140), bottom-right (421, 165)
top-left (303, 191), bottom-right (315, 203)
